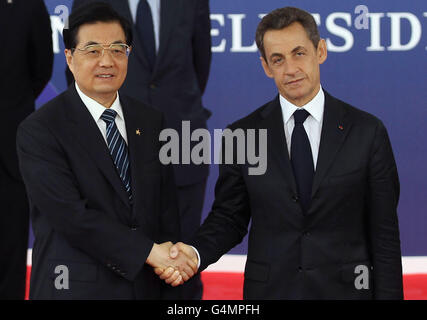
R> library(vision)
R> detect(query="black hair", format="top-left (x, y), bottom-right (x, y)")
top-left (256, 7), bottom-right (320, 61)
top-left (63, 1), bottom-right (133, 50)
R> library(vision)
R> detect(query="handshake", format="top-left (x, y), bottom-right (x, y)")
top-left (146, 242), bottom-right (198, 287)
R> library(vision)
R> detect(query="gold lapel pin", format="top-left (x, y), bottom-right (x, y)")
top-left (136, 129), bottom-right (141, 136)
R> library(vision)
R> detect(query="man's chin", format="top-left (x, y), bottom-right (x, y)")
top-left (282, 87), bottom-right (318, 106)
top-left (93, 85), bottom-right (120, 94)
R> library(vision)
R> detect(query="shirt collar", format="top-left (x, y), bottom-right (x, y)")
top-left (280, 85), bottom-right (325, 124)
top-left (75, 82), bottom-right (124, 122)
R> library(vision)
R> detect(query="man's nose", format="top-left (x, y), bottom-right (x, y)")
top-left (283, 59), bottom-right (299, 76)
top-left (98, 49), bottom-right (114, 67)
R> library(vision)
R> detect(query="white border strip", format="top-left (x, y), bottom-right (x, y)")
top-left (402, 256), bottom-right (427, 274)
top-left (205, 254), bottom-right (427, 275)
top-left (205, 254), bottom-right (247, 273)
top-left (26, 250), bottom-right (427, 274)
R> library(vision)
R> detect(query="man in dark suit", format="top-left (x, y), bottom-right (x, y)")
top-left (162, 7), bottom-right (403, 299)
top-left (16, 2), bottom-right (196, 299)
top-left (68, 0), bottom-right (212, 299)
top-left (0, 0), bottom-right (53, 299)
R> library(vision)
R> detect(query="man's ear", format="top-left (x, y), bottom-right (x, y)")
top-left (65, 49), bottom-right (74, 73)
top-left (317, 39), bottom-right (327, 65)
top-left (260, 56), bottom-right (274, 78)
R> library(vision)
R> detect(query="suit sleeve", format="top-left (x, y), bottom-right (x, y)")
top-left (29, 0), bottom-right (53, 98)
top-left (192, 0), bottom-right (212, 94)
top-left (156, 115), bottom-right (184, 299)
top-left (367, 120), bottom-right (403, 299)
top-left (158, 114), bottom-right (181, 244)
top-left (16, 119), bottom-right (154, 282)
top-left (191, 129), bottom-right (251, 271)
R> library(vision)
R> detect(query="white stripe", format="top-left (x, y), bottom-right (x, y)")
top-left (205, 255), bottom-right (427, 274)
top-left (25, 249), bottom-right (427, 274)
top-left (109, 131), bottom-right (120, 151)
top-left (121, 155), bottom-right (129, 178)
top-left (401, 256), bottom-right (427, 274)
top-left (115, 142), bottom-right (125, 165)
top-left (205, 254), bottom-right (247, 273)
top-left (107, 126), bottom-right (118, 144)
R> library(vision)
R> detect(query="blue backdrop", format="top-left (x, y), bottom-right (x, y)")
top-left (35, 0), bottom-right (427, 256)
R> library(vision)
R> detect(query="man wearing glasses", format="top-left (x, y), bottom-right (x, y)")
top-left (68, 0), bottom-right (212, 299)
top-left (16, 2), bottom-right (196, 299)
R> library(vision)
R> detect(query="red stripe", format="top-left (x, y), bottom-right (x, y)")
top-left (25, 267), bottom-right (427, 300)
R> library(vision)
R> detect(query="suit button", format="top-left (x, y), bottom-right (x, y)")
top-left (150, 83), bottom-right (157, 89)
top-left (292, 195), bottom-right (299, 202)
top-left (303, 231), bottom-right (310, 237)
top-left (298, 267), bottom-right (303, 272)
top-left (131, 226), bottom-right (138, 231)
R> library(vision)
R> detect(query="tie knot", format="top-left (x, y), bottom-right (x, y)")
top-left (101, 109), bottom-right (117, 124)
top-left (293, 109), bottom-right (310, 125)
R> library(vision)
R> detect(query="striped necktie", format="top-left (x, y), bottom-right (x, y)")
top-left (100, 109), bottom-right (132, 202)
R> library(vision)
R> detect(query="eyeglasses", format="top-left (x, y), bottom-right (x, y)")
top-left (72, 43), bottom-right (131, 59)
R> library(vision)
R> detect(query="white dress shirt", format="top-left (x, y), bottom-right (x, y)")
top-left (280, 86), bottom-right (325, 170)
top-left (75, 83), bottom-right (128, 145)
top-left (128, 0), bottom-right (161, 53)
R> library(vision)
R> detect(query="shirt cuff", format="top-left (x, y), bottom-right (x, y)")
top-left (190, 246), bottom-right (201, 269)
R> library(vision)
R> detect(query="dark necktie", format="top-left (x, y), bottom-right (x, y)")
top-left (290, 109), bottom-right (314, 213)
top-left (101, 109), bottom-right (132, 201)
top-left (136, 0), bottom-right (156, 70)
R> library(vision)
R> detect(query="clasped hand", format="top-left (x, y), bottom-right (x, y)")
top-left (146, 242), bottom-right (198, 287)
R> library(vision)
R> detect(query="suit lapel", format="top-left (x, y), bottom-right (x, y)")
top-left (121, 96), bottom-right (159, 218)
top-left (112, 0), bottom-right (178, 75)
top-left (260, 97), bottom-right (298, 195)
top-left (311, 91), bottom-right (352, 199)
top-left (131, 25), bottom-right (151, 70)
top-left (109, 0), bottom-right (133, 24)
top-left (109, 0), bottom-right (151, 71)
top-left (155, 0), bottom-right (178, 73)
top-left (63, 85), bottom-right (131, 209)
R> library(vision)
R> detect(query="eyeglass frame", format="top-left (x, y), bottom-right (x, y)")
top-left (71, 43), bottom-right (131, 59)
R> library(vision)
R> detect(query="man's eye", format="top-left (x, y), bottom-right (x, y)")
top-left (273, 58), bottom-right (282, 64)
top-left (88, 50), bottom-right (99, 54)
top-left (296, 52), bottom-right (305, 56)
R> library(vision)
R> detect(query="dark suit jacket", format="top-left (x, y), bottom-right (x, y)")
top-left (0, 0), bottom-right (53, 180)
top-left (16, 85), bottom-right (182, 299)
top-left (192, 91), bottom-right (403, 300)
top-left (69, 0), bottom-right (212, 186)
